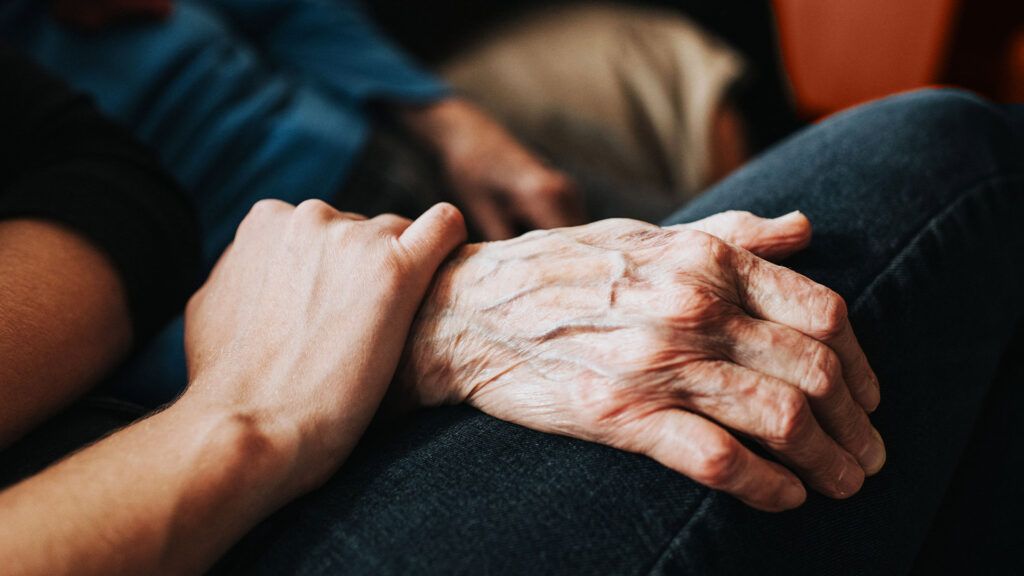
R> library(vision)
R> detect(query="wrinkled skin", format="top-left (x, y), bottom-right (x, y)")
top-left (400, 98), bottom-right (585, 240)
top-left (400, 211), bottom-right (886, 512)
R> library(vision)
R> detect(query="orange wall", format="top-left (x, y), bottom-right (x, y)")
top-left (773, 0), bottom-right (961, 117)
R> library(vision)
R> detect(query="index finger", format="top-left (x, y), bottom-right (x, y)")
top-left (730, 247), bottom-right (881, 412)
top-left (513, 172), bottom-right (586, 230)
top-left (464, 195), bottom-right (516, 240)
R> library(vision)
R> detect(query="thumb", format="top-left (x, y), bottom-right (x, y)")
top-left (399, 202), bottom-right (468, 270)
top-left (670, 210), bottom-right (812, 260)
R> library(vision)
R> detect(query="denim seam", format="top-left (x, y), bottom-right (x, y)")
top-left (640, 171), bottom-right (1024, 576)
top-left (639, 488), bottom-right (717, 575)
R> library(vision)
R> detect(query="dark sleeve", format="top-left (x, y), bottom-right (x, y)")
top-left (0, 46), bottom-right (199, 344)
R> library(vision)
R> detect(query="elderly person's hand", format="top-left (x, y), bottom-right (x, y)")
top-left (399, 211), bottom-right (884, 512)
top-left (400, 98), bottom-right (585, 240)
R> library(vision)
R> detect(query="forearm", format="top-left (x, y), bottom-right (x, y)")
top-left (0, 201), bottom-right (466, 574)
top-left (0, 220), bottom-right (131, 447)
top-left (0, 47), bottom-right (199, 366)
top-left (0, 48), bottom-right (198, 445)
top-left (0, 390), bottom-right (298, 576)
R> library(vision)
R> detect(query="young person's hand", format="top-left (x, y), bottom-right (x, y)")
top-left (400, 98), bottom-right (585, 240)
top-left (184, 199), bottom-right (466, 492)
top-left (0, 201), bottom-right (467, 576)
top-left (399, 211), bottom-right (885, 512)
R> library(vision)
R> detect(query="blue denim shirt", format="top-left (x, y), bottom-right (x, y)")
top-left (1, 0), bottom-right (448, 266)
top-left (0, 0), bottom-right (449, 403)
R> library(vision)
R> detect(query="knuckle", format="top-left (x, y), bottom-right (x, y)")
top-left (671, 227), bottom-right (712, 248)
top-left (526, 172), bottom-right (572, 198)
top-left (248, 198), bottom-right (290, 217)
top-left (722, 210), bottom-right (755, 228)
top-left (668, 284), bottom-right (729, 326)
top-left (326, 219), bottom-right (359, 245)
top-left (605, 217), bottom-right (649, 230)
top-left (811, 288), bottom-right (848, 339)
top-left (243, 199), bottom-right (289, 228)
top-left (693, 437), bottom-right (741, 487)
top-left (238, 200), bottom-right (289, 239)
top-left (294, 199), bottom-right (337, 222)
top-left (679, 229), bottom-right (732, 268)
top-left (373, 213), bottom-right (411, 228)
top-left (538, 181), bottom-right (568, 199)
top-left (801, 343), bottom-right (843, 399)
top-left (767, 388), bottom-right (812, 446)
top-left (621, 225), bottom-right (670, 247)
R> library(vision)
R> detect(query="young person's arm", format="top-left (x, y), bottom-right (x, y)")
top-left (0, 220), bottom-right (131, 447)
top-left (0, 48), bottom-right (198, 447)
top-left (0, 200), bottom-right (467, 575)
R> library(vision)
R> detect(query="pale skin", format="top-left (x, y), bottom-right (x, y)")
top-left (399, 210), bottom-right (885, 511)
top-left (0, 201), bottom-right (467, 574)
top-left (0, 96), bottom-right (576, 453)
top-left (0, 201), bottom-right (884, 573)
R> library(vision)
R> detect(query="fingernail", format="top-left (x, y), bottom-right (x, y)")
top-left (862, 427), bottom-right (887, 476)
top-left (865, 372), bottom-right (882, 413)
top-left (835, 455), bottom-right (865, 498)
top-left (780, 479), bottom-right (807, 509)
top-left (778, 210), bottom-right (803, 221)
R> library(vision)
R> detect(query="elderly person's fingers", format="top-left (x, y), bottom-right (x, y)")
top-left (400, 98), bottom-right (587, 239)
top-left (722, 316), bottom-right (886, 475)
top-left (669, 210), bottom-right (812, 260)
top-left (826, 321), bottom-right (881, 413)
top-left (731, 247), bottom-right (881, 413)
top-left (512, 168), bottom-right (587, 230)
top-left (679, 361), bottom-right (865, 499)
top-left (463, 194), bottom-right (516, 240)
top-left (619, 409), bottom-right (807, 512)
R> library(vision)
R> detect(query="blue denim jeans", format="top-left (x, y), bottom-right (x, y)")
top-left (214, 89), bottom-right (1024, 575)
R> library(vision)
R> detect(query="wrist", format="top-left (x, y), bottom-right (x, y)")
top-left (172, 383), bottom-right (310, 497)
top-left (397, 247), bottom-right (477, 409)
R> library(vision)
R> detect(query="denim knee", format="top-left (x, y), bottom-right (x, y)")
top-left (836, 88), bottom-right (1021, 184)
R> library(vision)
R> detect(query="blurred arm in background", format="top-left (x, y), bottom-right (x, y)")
top-left (208, 0), bottom-right (585, 239)
top-left (0, 48), bottom-right (198, 447)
